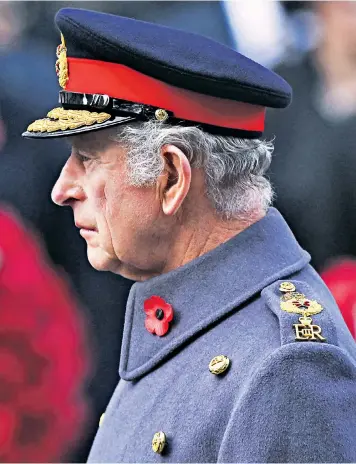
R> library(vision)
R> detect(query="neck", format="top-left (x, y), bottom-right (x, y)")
top-left (117, 209), bottom-right (263, 283)
top-left (160, 208), bottom-right (264, 276)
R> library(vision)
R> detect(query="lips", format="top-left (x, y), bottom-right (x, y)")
top-left (75, 222), bottom-right (96, 231)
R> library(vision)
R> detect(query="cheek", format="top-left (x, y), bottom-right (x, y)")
top-left (105, 183), bottom-right (160, 246)
top-left (89, 177), bottom-right (116, 248)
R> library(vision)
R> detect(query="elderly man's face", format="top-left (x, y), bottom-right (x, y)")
top-left (51, 133), bottom-right (166, 279)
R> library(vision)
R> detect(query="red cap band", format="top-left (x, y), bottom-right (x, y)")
top-left (66, 58), bottom-right (265, 132)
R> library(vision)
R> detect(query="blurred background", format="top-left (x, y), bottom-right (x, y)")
top-left (0, 1), bottom-right (356, 461)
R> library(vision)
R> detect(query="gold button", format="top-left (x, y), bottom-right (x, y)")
top-left (155, 109), bottom-right (169, 121)
top-left (279, 282), bottom-right (296, 293)
top-left (152, 431), bottom-right (166, 454)
top-left (209, 355), bottom-right (230, 375)
top-left (99, 413), bottom-right (105, 427)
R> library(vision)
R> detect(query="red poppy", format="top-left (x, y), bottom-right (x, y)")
top-left (144, 296), bottom-right (174, 336)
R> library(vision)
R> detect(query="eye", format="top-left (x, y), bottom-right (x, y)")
top-left (78, 153), bottom-right (91, 163)
top-left (75, 151), bottom-right (92, 163)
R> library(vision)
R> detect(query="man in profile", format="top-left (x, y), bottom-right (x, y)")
top-left (23, 8), bottom-right (356, 463)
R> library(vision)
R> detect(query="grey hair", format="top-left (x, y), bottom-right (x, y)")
top-left (109, 121), bottom-right (274, 220)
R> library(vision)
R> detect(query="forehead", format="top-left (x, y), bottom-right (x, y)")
top-left (68, 127), bottom-right (119, 154)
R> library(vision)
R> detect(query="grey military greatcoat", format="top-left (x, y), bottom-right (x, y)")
top-left (89, 208), bottom-right (356, 463)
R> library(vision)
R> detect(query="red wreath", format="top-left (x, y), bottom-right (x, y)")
top-left (322, 259), bottom-right (356, 338)
top-left (0, 208), bottom-right (88, 462)
top-left (144, 296), bottom-right (174, 336)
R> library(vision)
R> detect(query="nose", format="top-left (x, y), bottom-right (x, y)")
top-left (51, 157), bottom-right (85, 206)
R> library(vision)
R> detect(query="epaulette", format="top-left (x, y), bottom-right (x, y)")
top-left (262, 280), bottom-right (337, 346)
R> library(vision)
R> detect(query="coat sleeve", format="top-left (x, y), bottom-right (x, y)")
top-left (218, 342), bottom-right (356, 463)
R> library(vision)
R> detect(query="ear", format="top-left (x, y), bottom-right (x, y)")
top-left (158, 144), bottom-right (191, 216)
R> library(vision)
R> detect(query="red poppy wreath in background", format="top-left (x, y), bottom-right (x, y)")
top-left (322, 259), bottom-right (356, 338)
top-left (144, 296), bottom-right (174, 336)
top-left (0, 209), bottom-right (88, 462)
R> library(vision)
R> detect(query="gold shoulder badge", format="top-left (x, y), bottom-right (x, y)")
top-left (55, 33), bottom-right (69, 89)
top-left (279, 282), bottom-right (326, 342)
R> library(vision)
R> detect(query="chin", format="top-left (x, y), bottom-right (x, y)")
top-left (86, 248), bottom-right (116, 272)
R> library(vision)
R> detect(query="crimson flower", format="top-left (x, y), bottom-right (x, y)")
top-left (144, 296), bottom-right (174, 336)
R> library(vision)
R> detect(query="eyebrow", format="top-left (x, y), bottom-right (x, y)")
top-left (72, 147), bottom-right (97, 159)
top-left (68, 135), bottom-right (93, 153)
top-left (71, 139), bottom-right (111, 156)
top-left (70, 138), bottom-right (96, 154)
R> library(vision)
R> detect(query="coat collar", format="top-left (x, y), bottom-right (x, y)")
top-left (119, 208), bottom-right (310, 381)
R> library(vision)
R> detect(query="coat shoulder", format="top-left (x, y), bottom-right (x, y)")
top-left (218, 273), bottom-right (356, 462)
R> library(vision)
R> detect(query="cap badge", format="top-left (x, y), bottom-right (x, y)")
top-left (279, 282), bottom-right (326, 342)
top-left (27, 107), bottom-right (111, 133)
top-left (144, 295), bottom-right (174, 336)
top-left (55, 33), bottom-right (69, 89)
